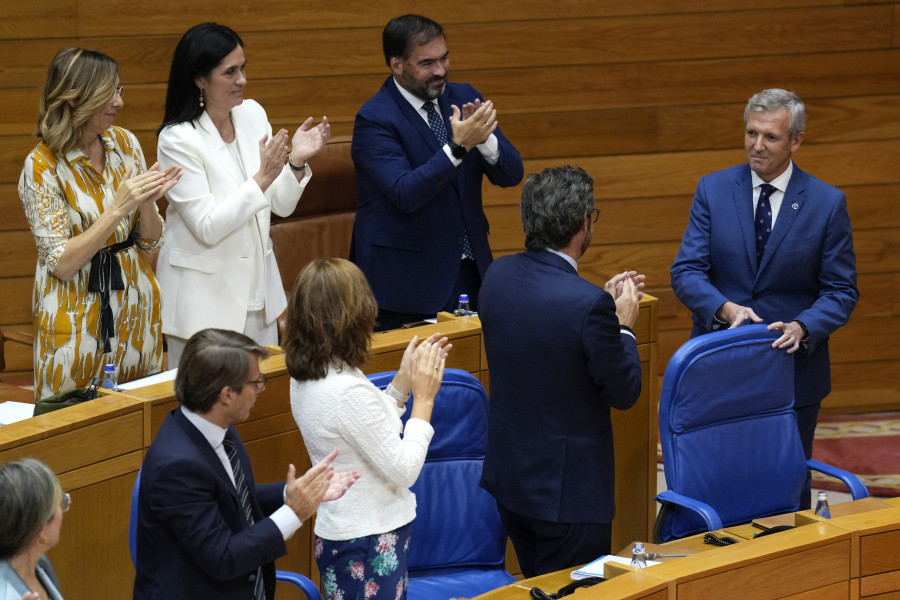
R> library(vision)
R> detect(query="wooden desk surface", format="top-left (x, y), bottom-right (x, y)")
top-left (477, 497), bottom-right (900, 600)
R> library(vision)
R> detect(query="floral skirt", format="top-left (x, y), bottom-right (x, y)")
top-left (316, 522), bottom-right (414, 600)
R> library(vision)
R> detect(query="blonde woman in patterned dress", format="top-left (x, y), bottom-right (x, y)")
top-left (18, 48), bottom-right (182, 401)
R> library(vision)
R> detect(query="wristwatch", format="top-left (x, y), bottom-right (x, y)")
top-left (448, 140), bottom-right (468, 159)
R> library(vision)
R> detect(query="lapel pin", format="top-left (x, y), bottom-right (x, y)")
top-left (792, 203), bottom-right (799, 210)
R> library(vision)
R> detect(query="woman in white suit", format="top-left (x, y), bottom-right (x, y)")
top-left (156, 23), bottom-right (330, 365)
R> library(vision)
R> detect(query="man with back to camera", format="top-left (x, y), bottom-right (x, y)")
top-left (350, 14), bottom-right (524, 331)
top-left (670, 88), bottom-right (858, 508)
top-left (478, 165), bottom-right (644, 577)
top-left (133, 328), bottom-right (360, 600)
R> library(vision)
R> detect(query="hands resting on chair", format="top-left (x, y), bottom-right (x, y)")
top-left (285, 449), bottom-right (361, 521)
top-left (715, 301), bottom-right (806, 354)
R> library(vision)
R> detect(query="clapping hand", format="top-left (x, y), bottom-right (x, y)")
top-left (290, 116), bottom-right (331, 167)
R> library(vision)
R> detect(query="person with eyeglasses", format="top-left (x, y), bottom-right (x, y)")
top-left (134, 328), bottom-right (360, 600)
top-left (478, 166), bottom-right (644, 577)
top-left (0, 458), bottom-right (70, 599)
top-left (18, 47), bottom-right (183, 402)
top-left (154, 23), bottom-right (330, 366)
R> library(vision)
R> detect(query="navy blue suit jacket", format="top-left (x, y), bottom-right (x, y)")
top-left (133, 408), bottom-right (287, 600)
top-left (350, 77), bottom-right (524, 314)
top-left (478, 250), bottom-right (642, 523)
top-left (670, 163), bottom-right (858, 408)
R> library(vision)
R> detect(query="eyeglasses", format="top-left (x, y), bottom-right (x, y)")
top-left (589, 208), bottom-right (601, 223)
top-left (247, 374), bottom-right (266, 392)
top-left (110, 85), bottom-right (125, 102)
top-left (62, 493), bottom-right (71, 513)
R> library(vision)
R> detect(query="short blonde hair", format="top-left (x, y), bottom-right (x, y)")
top-left (37, 48), bottom-right (119, 154)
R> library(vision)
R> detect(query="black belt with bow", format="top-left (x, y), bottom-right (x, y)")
top-left (87, 236), bottom-right (135, 353)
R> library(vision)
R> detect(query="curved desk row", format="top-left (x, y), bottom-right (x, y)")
top-left (0, 297), bottom-right (658, 599)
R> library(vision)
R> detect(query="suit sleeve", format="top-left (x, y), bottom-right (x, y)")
top-left (670, 177), bottom-right (731, 330)
top-left (351, 108), bottom-right (459, 214)
top-left (794, 192), bottom-right (859, 351)
top-left (157, 126), bottom-right (270, 246)
top-left (582, 291), bottom-right (642, 410)
top-left (478, 128), bottom-right (524, 189)
top-left (147, 457), bottom-right (287, 581)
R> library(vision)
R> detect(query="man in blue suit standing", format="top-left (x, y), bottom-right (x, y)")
top-left (479, 166), bottom-right (644, 577)
top-left (670, 89), bottom-right (859, 508)
top-left (133, 328), bottom-right (359, 600)
top-left (351, 14), bottom-right (524, 331)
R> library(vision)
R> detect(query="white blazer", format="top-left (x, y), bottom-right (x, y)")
top-left (156, 100), bottom-right (310, 340)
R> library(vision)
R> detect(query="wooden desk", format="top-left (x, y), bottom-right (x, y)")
top-left (0, 395), bottom-right (145, 600)
top-left (476, 498), bottom-right (900, 600)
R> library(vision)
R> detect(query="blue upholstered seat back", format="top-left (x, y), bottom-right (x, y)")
top-left (658, 325), bottom-right (808, 540)
top-left (367, 369), bottom-right (507, 573)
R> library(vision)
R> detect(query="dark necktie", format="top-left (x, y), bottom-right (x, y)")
top-left (422, 102), bottom-right (474, 260)
top-left (755, 183), bottom-right (775, 266)
top-left (223, 435), bottom-right (265, 600)
top-left (423, 101), bottom-right (448, 146)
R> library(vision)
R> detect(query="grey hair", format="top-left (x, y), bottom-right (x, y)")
top-left (744, 88), bottom-right (806, 138)
top-left (521, 165), bottom-right (595, 251)
top-left (0, 458), bottom-right (63, 560)
top-left (174, 328), bottom-right (268, 413)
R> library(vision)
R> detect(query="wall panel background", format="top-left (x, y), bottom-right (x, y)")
top-left (1, 1), bottom-right (897, 411)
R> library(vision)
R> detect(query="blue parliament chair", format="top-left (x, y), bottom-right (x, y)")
top-left (654, 325), bottom-right (868, 543)
top-left (367, 368), bottom-right (517, 600)
top-left (129, 469), bottom-right (323, 600)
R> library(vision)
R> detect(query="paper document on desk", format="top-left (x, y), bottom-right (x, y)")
top-left (0, 401), bottom-right (35, 425)
top-left (117, 368), bottom-right (178, 390)
top-left (570, 555), bottom-right (661, 579)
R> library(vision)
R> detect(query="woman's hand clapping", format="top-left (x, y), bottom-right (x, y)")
top-left (111, 162), bottom-right (182, 219)
top-left (253, 129), bottom-right (291, 192)
top-left (290, 116), bottom-right (331, 168)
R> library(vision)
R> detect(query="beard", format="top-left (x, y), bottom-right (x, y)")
top-left (400, 69), bottom-right (447, 101)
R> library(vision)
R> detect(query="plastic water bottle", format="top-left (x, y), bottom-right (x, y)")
top-left (100, 364), bottom-right (118, 391)
top-left (631, 542), bottom-right (647, 568)
top-left (814, 490), bottom-right (832, 519)
top-left (454, 294), bottom-right (471, 317)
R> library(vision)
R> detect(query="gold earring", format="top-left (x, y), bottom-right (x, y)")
top-left (37, 534), bottom-right (48, 547)
top-left (199, 89), bottom-right (205, 108)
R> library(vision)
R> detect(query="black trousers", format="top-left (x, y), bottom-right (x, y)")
top-left (497, 503), bottom-right (612, 579)
top-left (375, 258), bottom-right (481, 332)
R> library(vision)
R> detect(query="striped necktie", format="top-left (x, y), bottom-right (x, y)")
top-left (223, 435), bottom-right (265, 600)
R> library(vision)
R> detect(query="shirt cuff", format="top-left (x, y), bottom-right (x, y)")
top-left (441, 144), bottom-right (463, 167)
top-left (620, 326), bottom-right (636, 340)
top-left (271, 499), bottom-right (302, 540)
top-left (476, 133), bottom-right (500, 164)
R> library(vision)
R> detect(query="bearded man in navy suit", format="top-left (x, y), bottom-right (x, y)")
top-left (670, 89), bottom-right (859, 508)
top-left (479, 166), bottom-right (644, 577)
top-left (351, 14), bottom-right (524, 331)
top-left (133, 329), bottom-right (359, 600)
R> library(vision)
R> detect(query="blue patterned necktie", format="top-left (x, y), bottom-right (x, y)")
top-left (423, 101), bottom-right (448, 146)
top-left (423, 102), bottom-right (474, 260)
top-left (755, 183), bottom-right (775, 266)
top-left (223, 435), bottom-right (265, 600)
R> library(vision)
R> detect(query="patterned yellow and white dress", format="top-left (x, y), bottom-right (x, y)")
top-left (18, 126), bottom-right (165, 401)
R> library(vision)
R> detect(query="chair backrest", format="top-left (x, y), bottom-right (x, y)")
top-left (658, 325), bottom-right (809, 540)
top-left (367, 369), bottom-right (507, 574)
